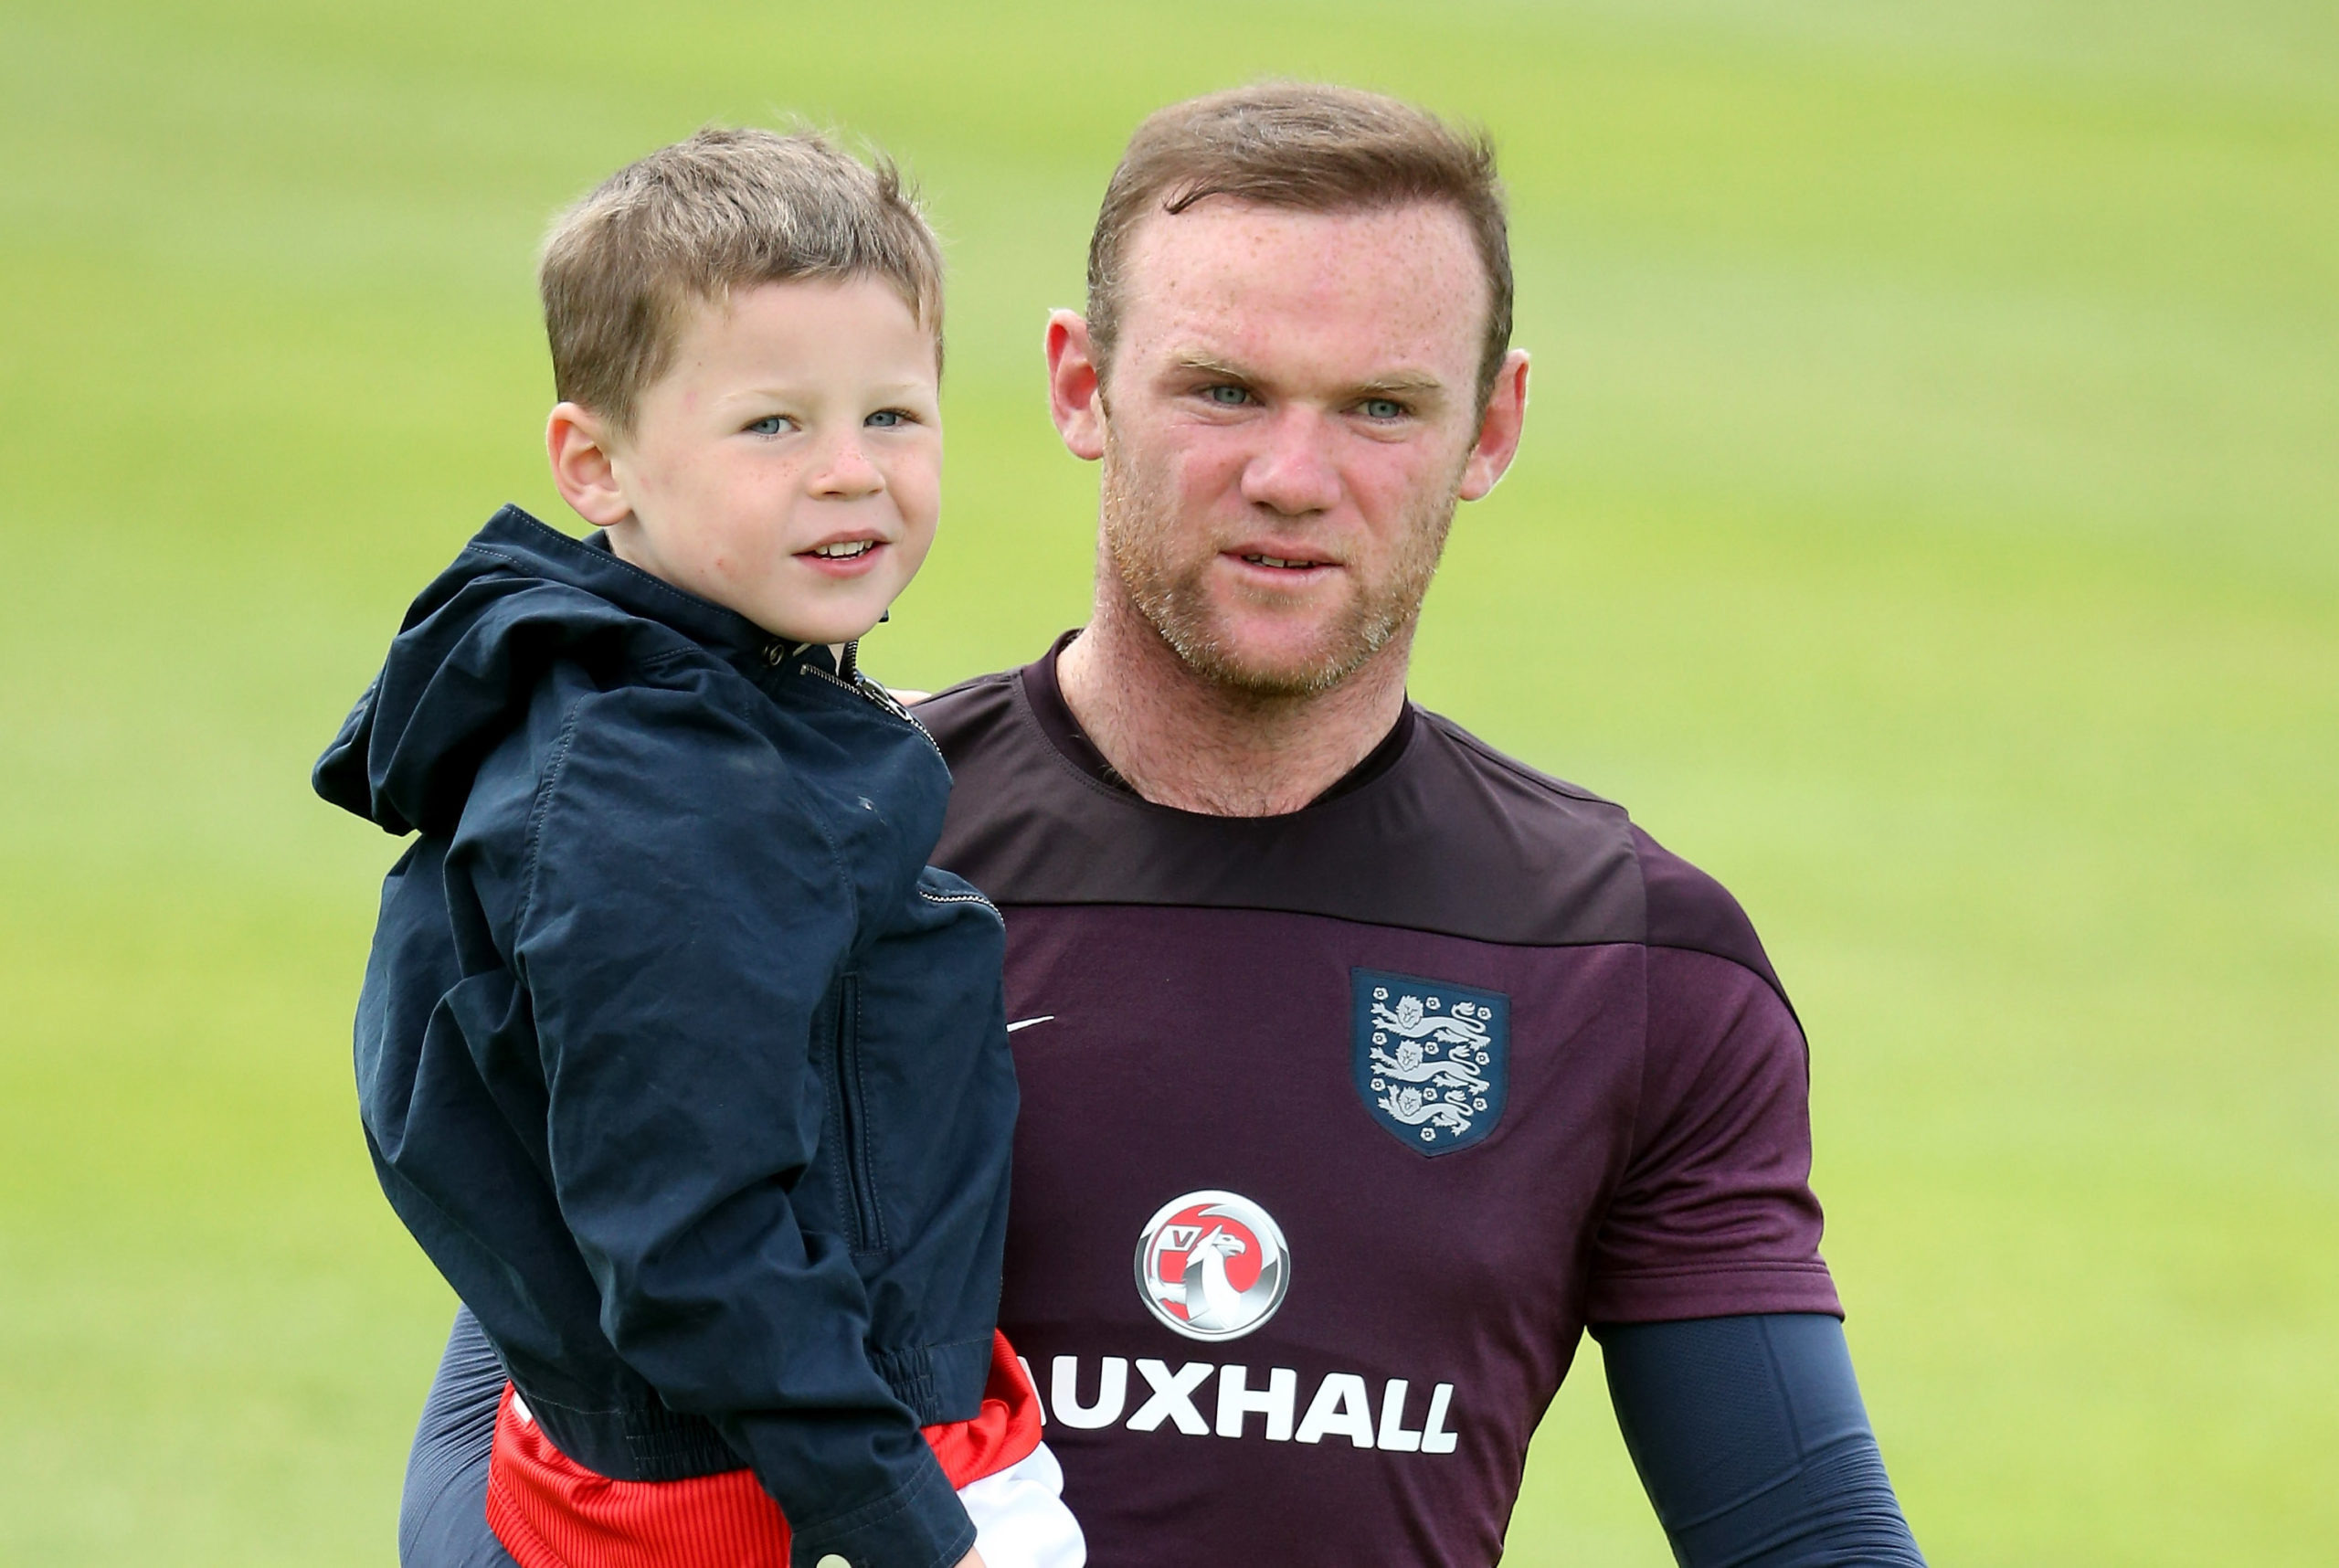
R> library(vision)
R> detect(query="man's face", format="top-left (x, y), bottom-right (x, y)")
top-left (1069, 199), bottom-right (1519, 696)
top-left (558, 278), bottom-right (943, 644)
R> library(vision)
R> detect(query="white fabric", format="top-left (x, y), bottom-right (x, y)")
top-left (956, 1441), bottom-right (1085, 1568)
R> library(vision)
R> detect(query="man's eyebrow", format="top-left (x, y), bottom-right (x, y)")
top-left (1166, 355), bottom-right (1448, 401)
top-left (1168, 352), bottom-right (1254, 381)
top-left (1350, 373), bottom-right (1446, 398)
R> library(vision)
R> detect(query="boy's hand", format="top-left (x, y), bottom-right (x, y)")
top-left (887, 687), bottom-right (933, 705)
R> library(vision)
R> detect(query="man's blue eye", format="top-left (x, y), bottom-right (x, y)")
top-left (1205, 385), bottom-right (1249, 407)
top-left (1361, 398), bottom-right (1405, 420)
top-left (866, 409), bottom-right (905, 428)
top-left (746, 415), bottom-right (788, 436)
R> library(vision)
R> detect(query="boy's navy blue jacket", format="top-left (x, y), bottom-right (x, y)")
top-left (314, 506), bottom-right (1013, 1568)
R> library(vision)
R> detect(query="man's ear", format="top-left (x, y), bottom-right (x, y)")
top-left (1045, 311), bottom-right (1106, 462)
top-left (546, 403), bottom-right (632, 528)
top-left (1457, 350), bottom-right (1530, 503)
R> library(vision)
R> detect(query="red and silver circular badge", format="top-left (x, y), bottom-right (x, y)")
top-left (1134, 1190), bottom-right (1290, 1341)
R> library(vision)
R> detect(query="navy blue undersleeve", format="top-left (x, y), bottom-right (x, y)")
top-left (401, 1307), bottom-right (518, 1568)
top-left (1593, 1314), bottom-right (1925, 1567)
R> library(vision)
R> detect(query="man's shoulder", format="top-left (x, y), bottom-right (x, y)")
top-left (1409, 710), bottom-right (1781, 986)
top-left (1408, 705), bottom-right (1626, 832)
top-left (1624, 818), bottom-right (1787, 1004)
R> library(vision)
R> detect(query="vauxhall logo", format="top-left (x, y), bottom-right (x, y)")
top-left (1135, 1190), bottom-right (1289, 1341)
top-left (1039, 1356), bottom-right (1459, 1454)
top-left (1095, 1189), bottom-right (1459, 1455)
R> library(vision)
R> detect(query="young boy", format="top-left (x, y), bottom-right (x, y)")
top-left (315, 128), bottom-right (1081, 1568)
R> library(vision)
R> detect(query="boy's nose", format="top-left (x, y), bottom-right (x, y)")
top-left (809, 435), bottom-right (884, 499)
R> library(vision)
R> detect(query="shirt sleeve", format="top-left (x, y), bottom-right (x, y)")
top-left (1594, 1313), bottom-right (1926, 1566)
top-left (1583, 944), bottom-right (1842, 1323)
top-left (516, 684), bottom-right (971, 1568)
top-left (402, 1306), bottom-right (517, 1568)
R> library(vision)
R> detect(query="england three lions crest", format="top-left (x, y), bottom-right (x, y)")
top-left (1352, 969), bottom-right (1509, 1156)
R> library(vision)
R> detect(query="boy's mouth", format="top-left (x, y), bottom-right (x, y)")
top-left (806, 539), bottom-right (879, 560)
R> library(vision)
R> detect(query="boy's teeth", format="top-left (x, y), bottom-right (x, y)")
top-left (811, 540), bottom-right (875, 558)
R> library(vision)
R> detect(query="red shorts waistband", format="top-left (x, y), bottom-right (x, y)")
top-left (485, 1332), bottom-right (1041, 1568)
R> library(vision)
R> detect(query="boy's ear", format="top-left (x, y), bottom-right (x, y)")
top-left (546, 403), bottom-right (632, 528)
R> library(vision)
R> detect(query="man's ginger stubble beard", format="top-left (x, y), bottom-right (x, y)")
top-left (1095, 427), bottom-right (1458, 701)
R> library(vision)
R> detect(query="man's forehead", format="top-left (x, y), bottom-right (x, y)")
top-left (1118, 198), bottom-right (1487, 382)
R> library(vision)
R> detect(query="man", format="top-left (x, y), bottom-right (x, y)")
top-left (406, 85), bottom-right (1925, 1566)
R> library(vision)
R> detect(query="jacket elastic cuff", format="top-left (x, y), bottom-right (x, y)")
top-left (788, 1446), bottom-right (974, 1568)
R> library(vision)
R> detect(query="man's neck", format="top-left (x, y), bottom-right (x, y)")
top-left (1054, 587), bottom-right (1413, 818)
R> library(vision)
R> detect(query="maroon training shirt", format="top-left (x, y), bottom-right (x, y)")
top-left (917, 643), bottom-right (1840, 1566)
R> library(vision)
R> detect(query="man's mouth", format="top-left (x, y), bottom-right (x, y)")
top-left (1235, 552), bottom-right (1329, 571)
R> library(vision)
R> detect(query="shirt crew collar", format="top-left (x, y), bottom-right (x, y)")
top-left (1019, 629), bottom-right (1416, 810)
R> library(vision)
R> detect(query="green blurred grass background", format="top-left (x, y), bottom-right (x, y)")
top-left (3, 1), bottom-right (2334, 1562)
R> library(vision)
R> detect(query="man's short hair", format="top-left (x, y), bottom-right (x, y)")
top-left (540, 126), bottom-right (943, 434)
top-left (1086, 83), bottom-right (1511, 409)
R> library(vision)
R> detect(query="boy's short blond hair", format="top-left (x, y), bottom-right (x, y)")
top-left (540, 127), bottom-right (943, 434)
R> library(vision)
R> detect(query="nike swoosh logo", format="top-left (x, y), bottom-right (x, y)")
top-left (1006, 1016), bottom-right (1055, 1033)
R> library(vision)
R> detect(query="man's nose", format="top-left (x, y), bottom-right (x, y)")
top-left (1239, 409), bottom-right (1342, 516)
top-left (809, 431), bottom-right (884, 499)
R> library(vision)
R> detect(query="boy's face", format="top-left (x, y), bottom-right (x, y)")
top-left (550, 278), bottom-right (942, 644)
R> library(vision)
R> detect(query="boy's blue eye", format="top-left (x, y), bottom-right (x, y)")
top-left (865, 409), bottom-right (905, 429)
top-left (745, 415), bottom-right (789, 436)
top-left (1360, 397), bottom-right (1406, 420)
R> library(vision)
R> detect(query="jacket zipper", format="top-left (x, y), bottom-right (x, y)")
top-left (833, 974), bottom-right (885, 1254)
top-left (778, 639), bottom-right (948, 765)
top-left (917, 882), bottom-right (1004, 924)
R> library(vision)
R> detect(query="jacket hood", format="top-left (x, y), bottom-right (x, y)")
top-left (314, 505), bottom-right (780, 837)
